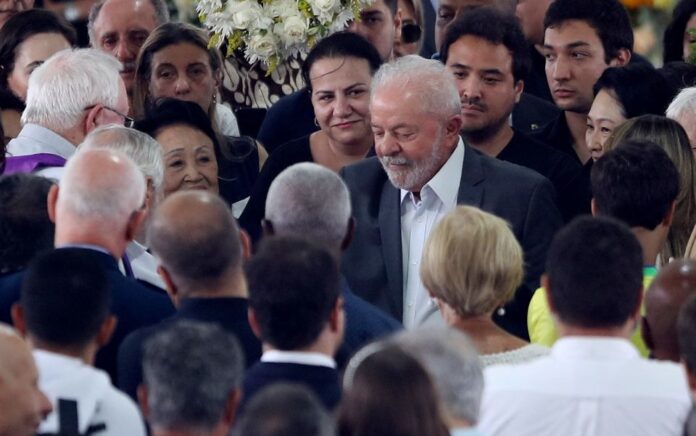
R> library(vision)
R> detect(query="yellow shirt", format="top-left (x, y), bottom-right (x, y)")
top-left (527, 267), bottom-right (658, 357)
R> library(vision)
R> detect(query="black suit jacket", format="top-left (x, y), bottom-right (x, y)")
top-left (116, 297), bottom-right (262, 400)
top-left (340, 146), bottom-right (563, 338)
top-left (0, 248), bottom-right (175, 384)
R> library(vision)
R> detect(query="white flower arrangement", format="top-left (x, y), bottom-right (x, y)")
top-left (198, 0), bottom-right (370, 72)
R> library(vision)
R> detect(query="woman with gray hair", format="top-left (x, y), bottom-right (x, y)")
top-left (421, 205), bottom-right (549, 365)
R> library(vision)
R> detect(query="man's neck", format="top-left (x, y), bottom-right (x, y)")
top-left (180, 272), bottom-right (248, 301)
top-left (463, 123), bottom-right (514, 158)
top-left (564, 111), bottom-right (591, 164)
top-left (632, 226), bottom-right (667, 266)
top-left (557, 322), bottom-right (635, 339)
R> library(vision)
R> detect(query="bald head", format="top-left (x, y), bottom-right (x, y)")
top-left (0, 325), bottom-right (52, 436)
top-left (644, 260), bottom-right (696, 362)
top-left (149, 191), bottom-right (243, 294)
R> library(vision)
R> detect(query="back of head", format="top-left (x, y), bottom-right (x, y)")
top-left (389, 328), bottom-right (483, 426)
top-left (21, 248), bottom-right (110, 350)
top-left (59, 148), bottom-right (146, 227)
top-left (245, 235), bottom-right (340, 350)
top-left (142, 320), bottom-right (244, 433)
top-left (663, 0), bottom-right (696, 63)
top-left (371, 55), bottom-right (461, 119)
top-left (0, 9), bottom-right (77, 89)
top-left (421, 205), bottom-right (524, 317)
top-left (266, 163), bottom-right (351, 251)
top-left (546, 216), bottom-right (643, 329)
top-left (22, 48), bottom-right (122, 132)
top-left (301, 31), bottom-right (382, 92)
top-left (237, 383), bottom-right (336, 436)
top-left (339, 346), bottom-right (448, 436)
top-left (0, 174), bottom-right (54, 275)
top-left (80, 125), bottom-right (164, 192)
top-left (645, 259), bottom-right (696, 360)
top-left (678, 293), bottom-right (696, 375)
top-left (667, 86), bottom-right (696, 122)
top-left (148, 190), bottom-right (243, 293)
top-left (544, 0), bottom-right (633, 63)
top-left (591, 139), bottom-right (680, 230)
top-left (440, 6), bottom-right (530, 83)
top-left (593, 63), bottom-right (672, 119)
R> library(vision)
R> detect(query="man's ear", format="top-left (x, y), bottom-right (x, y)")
top-left (392, 8), bottom-right (402, 42)
top-left (96, 315), bottom-right (117, 347)
top-left (513, 79), bottom-right (524, 104)
top-left (340, 217), bottom-right (356, 252)
top-left (83, 105), bottom-right (102, 135)
top-left (662, 200), bottom-right (677, 227)
top-left (609, 48), bottom-right (631, 67)
top-left (222, 389), bottom-right (242, 427)
top-left (240, 228), bottom-right (253, 260)
top-left (10, 303), bottom-right (26, 336)
top-left (125, 209), bottom-right (148, 242)
top-left (641, 316), bottom-right (654, 353)
top-left (590, 198), bottom-right (597, 217)
top-left (137, 385), bottom-right (150, 418)
top-left (445, 114), bottom-right (464, 139)
top-left (157, 265), bottom-right (180, 306)
top-left (261, 219), bottom-right (275, 238)
top-left (47, 184), bottom-right (59, 224)
top-left (248, 308), bottom-right (262, 339)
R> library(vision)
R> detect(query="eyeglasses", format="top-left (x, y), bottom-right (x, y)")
top-left (84, 105), bottom-right (135, 128)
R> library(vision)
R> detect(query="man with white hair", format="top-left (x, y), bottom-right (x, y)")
top-left (3, 48), bottom-right (129, 179)
top-left (80, 125), bottom-right (165, 290)
top-left (341, 56), bottom-right (561, 339)
top-left (390, 328), bottom-right (484, 435)
top-left (666, 86), bottom-right (696, 152)
top-left (263, 163), bottom-right (401, 367)
top-left (0, 148), bottom-right (174, 383)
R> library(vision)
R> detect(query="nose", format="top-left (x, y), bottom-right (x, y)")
top-left (114, 40), bottom-right (134, 61)
top-left (460, 76), bottom-right (482, 102)
top-left (174, 76), bottom-right (191, 94)
top-left (183, 163), bottom-right (204, 183)
top-left (585, 127), bottom-right (603, 156)
top-left (551, 56), bottom-right (571, 81)
top-left (376, 131), bottom-right (400, 157)
top-left (333, 94), bottom-right (352, 118)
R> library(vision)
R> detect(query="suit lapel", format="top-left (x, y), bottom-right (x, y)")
top-left (457, 145), bottom-right (485, 206)
top-left (378, 181), bottom-right (404, 318)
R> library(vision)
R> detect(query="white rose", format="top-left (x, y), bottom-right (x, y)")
top-left (310, 0), bottom-right (340, 21)
top-left (247, 32), bottom-right (278, 58)
top-left (229, 1), bottom-right (263, 30)
top-left (276, 15), bottom-right (308, 46)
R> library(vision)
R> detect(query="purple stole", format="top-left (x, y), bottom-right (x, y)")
top-left (2, 153), bottom-right (67, 175)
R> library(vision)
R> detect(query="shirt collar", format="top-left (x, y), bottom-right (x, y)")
top-left (552, 337), bottom-right (640, 361)
top-left (16, 123), bottom-right (76, 159)
top-left (400, 137), bottom-right (464, 207)
top-left (261, 350), bottom-right (336, 369)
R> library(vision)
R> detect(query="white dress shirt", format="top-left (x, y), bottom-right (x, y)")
top-left (124, 241), bottom-right (166, 290)
top-left (401, 138), bottom-right (464, 328)
top-left (5, 123), bottom-right (76, 180)
top-left (261, 350), bottom-right (336, 369)
top-left (479, 337), bottom-right (691, 436)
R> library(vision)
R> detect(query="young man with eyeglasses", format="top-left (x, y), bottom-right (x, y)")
top-left (3, 48), bottom-right (129, 180)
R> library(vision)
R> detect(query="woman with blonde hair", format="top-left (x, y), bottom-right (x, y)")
top-left (604, 115), bottom-right (696, 262)
top-left (421, 205), bottom-right (548, 365)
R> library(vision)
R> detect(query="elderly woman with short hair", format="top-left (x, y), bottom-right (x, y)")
top-left (421, 205), bottom-right (549, 365)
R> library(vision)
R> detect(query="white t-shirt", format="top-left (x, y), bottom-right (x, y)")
top-left (34, 350), bottom-right (146, 436)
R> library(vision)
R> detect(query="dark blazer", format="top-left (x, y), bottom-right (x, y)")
top-left (241, 362), bottom-right (341, 411)
top-left (117, 297), bottom-right (262, 400)
top-left (340, 146), bottom-right (563, 339)
top-left (0, 248), bottom-right (175, 384)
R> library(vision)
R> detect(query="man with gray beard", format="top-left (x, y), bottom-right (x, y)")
top-left (340, 55), bottom-right (561, 340)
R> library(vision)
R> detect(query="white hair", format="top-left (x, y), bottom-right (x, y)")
top-left (370, 55), bottom-right (461, 119)
top-left (265, 163), bottom-right (351, 250)
top-left (80, 125), bottom-right (164, 190)
top-left (60, 148), bottom-right (146, 224)
top-left (22, 49), bottom-right (122, 132)
top-left (666, 86), bottom-right (696, 121)
top-left (389, 328), bottom-right (484, 425)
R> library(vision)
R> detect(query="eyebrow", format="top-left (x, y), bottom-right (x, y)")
top-left (314, 82), bottom-right (368, 94)
top-left (587, 116), bottom-right (618, 124)
top-left (361, 10), bottom-right (383, 18)
top-left (448, 63), bottom-right (504, 75)
top-left (542, 41), bottom-right (592, 51)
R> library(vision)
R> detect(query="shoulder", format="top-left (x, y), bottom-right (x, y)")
top-left (341, 156), bottom-right (387, 189)
top-left (472, 147), bottom-right (550, 188)
top-left (100, 386), bottom-right (147, 435)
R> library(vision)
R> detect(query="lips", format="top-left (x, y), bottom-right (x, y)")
top-left (553, 88), bottom-right (576, 98)
top-left (332, 120), bottom-right (360, 129)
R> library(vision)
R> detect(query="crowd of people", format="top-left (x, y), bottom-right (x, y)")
top-left (2, 0), bottom-right (696, 434)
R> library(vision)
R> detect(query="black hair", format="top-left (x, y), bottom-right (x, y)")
top-left (301, 31), bottom-right (382, 93)
top-left (0, 174), bottom-right (54, 275)
top-left (591, 139), bottom-right (680, 230)
top-left (546, 216), bottom-right (643, 329)
top-left (659, 61), bottom-right (696, 92)
top-left (544, 0), bottom-right (633, 63)
top-left (678, 293), bottom-right (696, 374)
top-left (245, 235), bottom-right (340, 350)
top-left (440, 6), bottom-right (530, 82)
top-left (663, 0), bottom-right (696, 64)
top-left (21, 248), bottom-right (111, 348)
top-left (0, 87), bottom-right (24, 112)
top-left (237, 384), bottom-right (335, 436)
top-left (0, 9), bottom-right (77, 89)
top-left (593, 63), bottom-right (673, 119)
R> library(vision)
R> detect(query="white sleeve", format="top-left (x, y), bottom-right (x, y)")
top-left (215, 103), bottom-right (241, 137)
